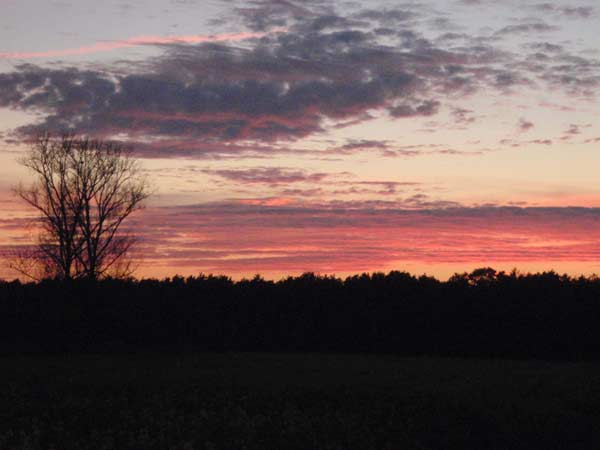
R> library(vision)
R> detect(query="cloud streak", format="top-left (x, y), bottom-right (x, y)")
top-left (202, 167), bottom-right (331, 185)
top-left (117, 204), bottom-right (600, 277)
top-left (0, 29), bottom-right (285, 60)
top-left (7, 203), bottom-right (599, 279)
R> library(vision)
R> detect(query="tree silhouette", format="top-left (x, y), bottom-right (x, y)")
top-left (11, 134), bottom-right (150, 280)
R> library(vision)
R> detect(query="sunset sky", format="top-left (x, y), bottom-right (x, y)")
top-left (1, 0), bottom-right (599, 280)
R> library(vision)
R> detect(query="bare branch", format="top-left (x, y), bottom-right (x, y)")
top-left (12, 133), bottom-right (151, 280)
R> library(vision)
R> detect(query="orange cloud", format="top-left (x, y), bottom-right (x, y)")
top-left (237, 198), bottom-right (296, 207)
top-left (119, 205), bottom-right (600, 280)
top-left (0, 28), bottom-right (285, 60)
top-left (4, 204), bottom-right (600, 281)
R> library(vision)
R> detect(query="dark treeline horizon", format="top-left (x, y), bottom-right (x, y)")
top-left (2, 267), bottom-right (600, 360)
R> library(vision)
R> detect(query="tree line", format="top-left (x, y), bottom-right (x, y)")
top-left (4, 134), bottom-right (600, 360)
top-left (1, 267), bottom-right (600, 360)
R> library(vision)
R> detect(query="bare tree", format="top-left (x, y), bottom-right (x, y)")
top-left (13, 134), bottom-right (150, 280)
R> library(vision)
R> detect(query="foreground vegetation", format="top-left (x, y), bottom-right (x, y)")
top-left (2, 268), bottom-right (600, 359)
top-left (2, 352), bottom-right (600, 450)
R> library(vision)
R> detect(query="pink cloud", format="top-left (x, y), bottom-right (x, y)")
top-left (0, 28), bottom-right (285, 60)
top-left (4, 202), bottom-right (600, 281)
top-left (121, 204), bottom-right (600, 279)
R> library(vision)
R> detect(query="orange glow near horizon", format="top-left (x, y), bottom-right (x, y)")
top-left (3, 197), bottom-right (600, 281)
top-left (9, 204), bottom-right (600, 281)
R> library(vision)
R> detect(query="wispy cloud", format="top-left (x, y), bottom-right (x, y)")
top-left (0, 29), bottom-right (285, 60)
top-left (530, 3), bottom-right (595, 19)
top-left (518, 118), bottom-right (534, 132)
top-left (201, 167), bottom-right (330, 185)
top-left (117, 204), bottom-right (600, 276)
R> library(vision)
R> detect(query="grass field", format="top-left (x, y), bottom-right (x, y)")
top-left (2, 353), bottom-right (600, 449)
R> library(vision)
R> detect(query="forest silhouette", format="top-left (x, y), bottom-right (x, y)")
top-left (6, 135), bottom-right (598, 361)
top-left (2, 267), bottom-right (600, 360)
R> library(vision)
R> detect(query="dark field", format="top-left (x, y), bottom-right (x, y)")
top-left (2, 353), bottom-right (600, 450)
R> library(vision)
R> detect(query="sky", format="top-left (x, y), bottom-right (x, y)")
top-left (0, 0), bottom-right (599, 280)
